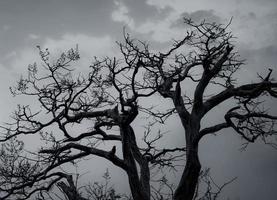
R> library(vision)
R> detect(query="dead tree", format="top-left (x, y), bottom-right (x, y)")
top-left (116, 19), bottom-right (277, 200)
top-left (0, 18), bottom-right (276, 200)
top-left (0, 45), bottom-right (184, 199)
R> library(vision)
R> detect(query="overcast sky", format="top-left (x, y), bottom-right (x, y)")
top-left (0, 0), bottom-right (277, 199)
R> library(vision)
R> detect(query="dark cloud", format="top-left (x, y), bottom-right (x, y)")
top-left (172, 9), bottom-right (222, 28)
top-left (0, 0), bottom-right (120, 58)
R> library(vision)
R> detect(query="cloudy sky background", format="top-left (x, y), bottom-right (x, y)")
top-left (0, 0), bottom-right (277, 199)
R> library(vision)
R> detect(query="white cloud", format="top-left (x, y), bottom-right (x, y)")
top-left (231, 11), bottom-right (277, 49)
top-left (5, 33), bottom-right (116, 78)
top-left (146, 0), bottom-right (175, 10)
top-left (0, 33), bottom-right (117, 122)
top-left (133, 0), bottom-right (277, 49)
top-left (111, 0), bottom-right (135, 29)
top-left (3, 51), bottom-right (17, 61)
top-left (109, 1), bottom-right (224, 43)
top-left (43, 33), bottom-right (116, 59)
top-left (110, 0), bottom-right (183, 43)
top-left (135, 1), bottom-right (227, 43)
top-left (3, 25), bottom-right (11, 31)
top-left (134, 18), bottom-right (183, 42)
top-left (8, 47), bottom-right (38, 72)
top-left (28, 34), bottom-right (40, 40)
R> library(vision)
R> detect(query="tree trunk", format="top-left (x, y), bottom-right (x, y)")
top-left (126, 170), bottom-right (150, 200)
top-left (173, 146), bottom-right (201, 200)
top-left (120, 125), bottom-right (150, 200)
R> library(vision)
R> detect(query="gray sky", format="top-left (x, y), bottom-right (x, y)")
top-left (0, 0), bottom-right (277, 199)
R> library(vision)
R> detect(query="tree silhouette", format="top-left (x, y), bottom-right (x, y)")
top-left (0, 18), bottom-right (276, 200)
top-left (122, 18), bottom-right (277, 200)
top-left (0, 34), bottom-right (184, 200)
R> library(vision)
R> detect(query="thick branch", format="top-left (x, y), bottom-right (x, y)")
top-left (198, 122), bottom-right (230, 141)
top-left (40, 143), bottom-right (127, 170)
top-left (204, 81), bottom-right (277, 114)
top-left (192, 46), bottom-right (233, 115)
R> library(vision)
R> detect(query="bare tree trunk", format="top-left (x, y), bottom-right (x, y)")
top-left (174, 145), bottom-right (201, 200)
top-left (171, 80), bottom-right (202, 199)
top-left (121, 125), bottom-right (150, 200)
top-left (126, 170), bottom-right (150, 200)
top-left (173, 118), bottom-right (201, 200)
